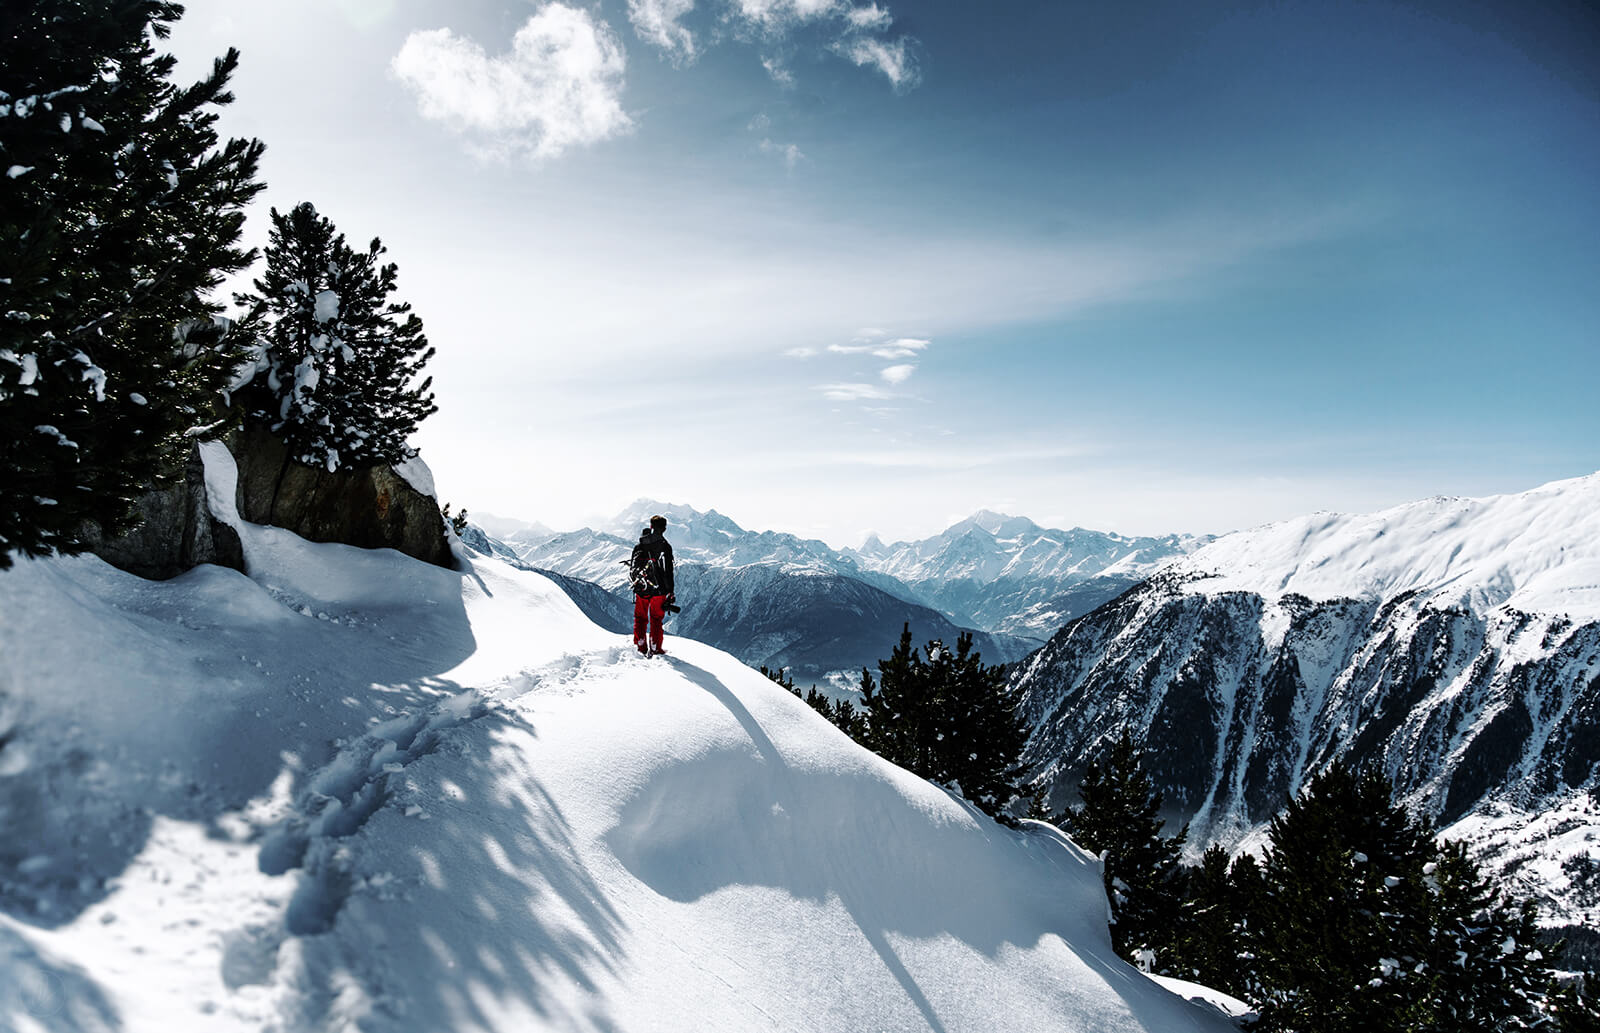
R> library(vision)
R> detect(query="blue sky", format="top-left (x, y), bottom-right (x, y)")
top-left (168, 0), bottom-right (1599, 545)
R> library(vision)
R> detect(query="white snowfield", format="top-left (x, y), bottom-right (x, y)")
top-left (0, 458), bottom-right (1229, 1031)
top-left (1176, 471), bottom-right (1600, 619)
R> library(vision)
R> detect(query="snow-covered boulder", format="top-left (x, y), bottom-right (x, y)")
top-left (86, 441), bottom-right (245, 580)
top-left (230, 423), bottom-right (450, 569)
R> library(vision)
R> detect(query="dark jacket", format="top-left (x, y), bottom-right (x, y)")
top-left (629, 530), bottom-right (674, 597)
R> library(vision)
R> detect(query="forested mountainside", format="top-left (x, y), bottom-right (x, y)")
top-left (1012, 474), bottom-right (1600, 927)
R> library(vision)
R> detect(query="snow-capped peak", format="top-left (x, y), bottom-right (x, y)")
top-left (1175, 471), bottom-right (1600, 618)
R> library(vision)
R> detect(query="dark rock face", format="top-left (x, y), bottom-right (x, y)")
top-left (1014, 571), bottom-right (1600, 838)
top-left (88, 443), bottom-right (244, 580)
top-left (231, 424), bottom-right (450, 569)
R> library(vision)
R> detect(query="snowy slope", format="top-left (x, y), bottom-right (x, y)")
top-left (1174, 472), bottom-right (1600, 620)
top-left (1012, 472), bottom-right (1600, 928)
top-left (0, 458), bottom-right (1228, 1031)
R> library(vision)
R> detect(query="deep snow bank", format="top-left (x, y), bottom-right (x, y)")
top-left (0, 495), bottom-right (1230, 1030)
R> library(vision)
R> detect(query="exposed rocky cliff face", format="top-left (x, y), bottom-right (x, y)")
top-left (91, 426), bottom-right (450, 577)
top-left (86, 442), bottom-right (244, 580)
top-left (230, 424), bottom-right (450, 569)
top-left (1012, 473), bottom-right (1600, 927)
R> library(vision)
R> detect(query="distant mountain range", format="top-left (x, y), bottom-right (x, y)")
top-left (1010, 472), bottom-right (1600, 930)
top-left (466, 501), bottom-right (1208, 686)
top-left (845, 510), bottom-right (1211, 637)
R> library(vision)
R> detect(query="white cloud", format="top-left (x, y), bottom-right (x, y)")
top-left (880, 363), bottom-right (915, 384)
top-left (622, 0), bottom-right (916, 91)
top-left (732, 0), bottom-right (844, 31)
top-left (759, 138), bottom-right (805, 169)
top-left (761, 54), bottom-right (796, 88)
top-left (833, 35), bottom-right (918, 90)
top-left (785, 346), bottom-right (819, 358)
top-left (820, 382), bottom-right (891, 401)
top-left (844, 4), bottom-right (892, 31)
top-left (826, 336), bottom-right (929, 359)
top-left (392, 5), bottom-right (631, 161)
top-left (628, 0), bottom-right (697, 64)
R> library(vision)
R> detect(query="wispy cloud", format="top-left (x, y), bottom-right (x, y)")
top-left (392, 5), bottom-right (631, 160)
top-left (623, 0), bottom-right (919, 90)
top-left (627, 0), bottom-right (697, 64)
top-left (880, 363), bottom-right (915, 384)
top-left (832, 35), bottom-right (919, 91)
top-left (820, 382), bottom-right (892, 401)
top-left (759, 138), bottom-right (805, 169)
top-left (785, 346), bottom-right (819, 358)
top-left (844, 3), bottom-right (892, 30)
top-left (826, 336), bottom-right (929, 359)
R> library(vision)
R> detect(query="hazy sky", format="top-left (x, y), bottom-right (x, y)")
top-left (167, 0), bottom-right (1600, 546)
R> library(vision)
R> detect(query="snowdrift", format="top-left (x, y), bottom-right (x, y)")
top-left (0, 458), bottom-right (1230, 1031)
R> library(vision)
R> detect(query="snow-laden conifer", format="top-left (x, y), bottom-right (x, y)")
top-left (0, 0), bottom-right (263, 567)
top-left (1247, 763), bottom-right (1547, 1031)
top-left (858, 624), bottom-right (1025, 818)
top-left (234, 202), bottom-right (435, 471)
top-left (1058, 728), bottom-right (1187, 965)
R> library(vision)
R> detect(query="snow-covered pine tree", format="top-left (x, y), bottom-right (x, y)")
top-left (1248, 763), bottom-right (1547, 1032)
top-left (234, 202), bottom-right (435, 471)
top-left (927, 631), bottom-right (1025, 818)
top-left (1420, 841), bottom-right (1547, 1032)
top-left (858, 624), bottom-right (1026, 819)
top-left (859, 624), bottom-right (932, 773)
top-left (0, 0), bottom-right (263, 568)
top-left (1169, 844), bottom-right (1253, 991)
top-left (1058, 728), bottom-right (1187, 964)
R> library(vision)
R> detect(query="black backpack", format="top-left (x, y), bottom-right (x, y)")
top-left (628, 539), bottom-right (666, 594)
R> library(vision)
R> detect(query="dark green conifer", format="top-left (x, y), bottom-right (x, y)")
top-left (1249, 762), bottom-right (1546, 1032)
top-left (0, 0), bottom-right (263, 566)
top-left (1170, 844), bottom-right (1251, 989)
top-left (858, 624), bottom-right (1026, 818)
top-left (1059, 727), bottom-right (1187, 964)
top-left (234, 202), bottom-right (435, 471)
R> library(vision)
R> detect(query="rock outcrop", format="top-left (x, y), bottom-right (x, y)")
top-left (230, 424), bottom-right (451, 569)
top-left (87, 443), bottom-right (245, 580)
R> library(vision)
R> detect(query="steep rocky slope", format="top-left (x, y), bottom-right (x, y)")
top-left (1012, 473), bottom-right (1600, 927)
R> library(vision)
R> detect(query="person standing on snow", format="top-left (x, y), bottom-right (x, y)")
top-left (630, 514), bottom-right (675, 655)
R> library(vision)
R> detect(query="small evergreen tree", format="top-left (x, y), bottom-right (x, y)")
top-left (1550, 972), bottom-right (1600, 1033)
top-left (1248, 763), bottom-right (1547, 1032)
top-left (1058, 728), bottom-right (1187, 965)
top-left (857, 624), bottom-right (1026, 818)
top-left (1169, 844), bottom-right (1252, 989)
top-left (762, 665), bottom-right (869, 741)
top-left (234, 202), bottom-right (435, 471)
top-left (0, 0), bottom-right (263, 567)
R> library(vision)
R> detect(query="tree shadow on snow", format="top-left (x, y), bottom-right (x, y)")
top-left (0, 924), bottom-right (121, 1032)
top-left (0, 550), bottom-right (483, 931)
top-left (272, 704), bottom-right (631, 1033)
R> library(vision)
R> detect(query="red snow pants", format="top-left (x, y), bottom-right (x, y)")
top-left (633, 594), bottom-right (667, 653)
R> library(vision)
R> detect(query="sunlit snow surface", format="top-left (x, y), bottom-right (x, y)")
top-left (1175, 472), bottom-right (1600, 620)
top-left (0, 458), bottom-right (1229, 1030)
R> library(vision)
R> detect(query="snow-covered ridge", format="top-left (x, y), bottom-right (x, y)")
top-left (1174, 472), bottom-right (1600, 619)
top-left (0, 465), bottom-right (1231, 1031)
